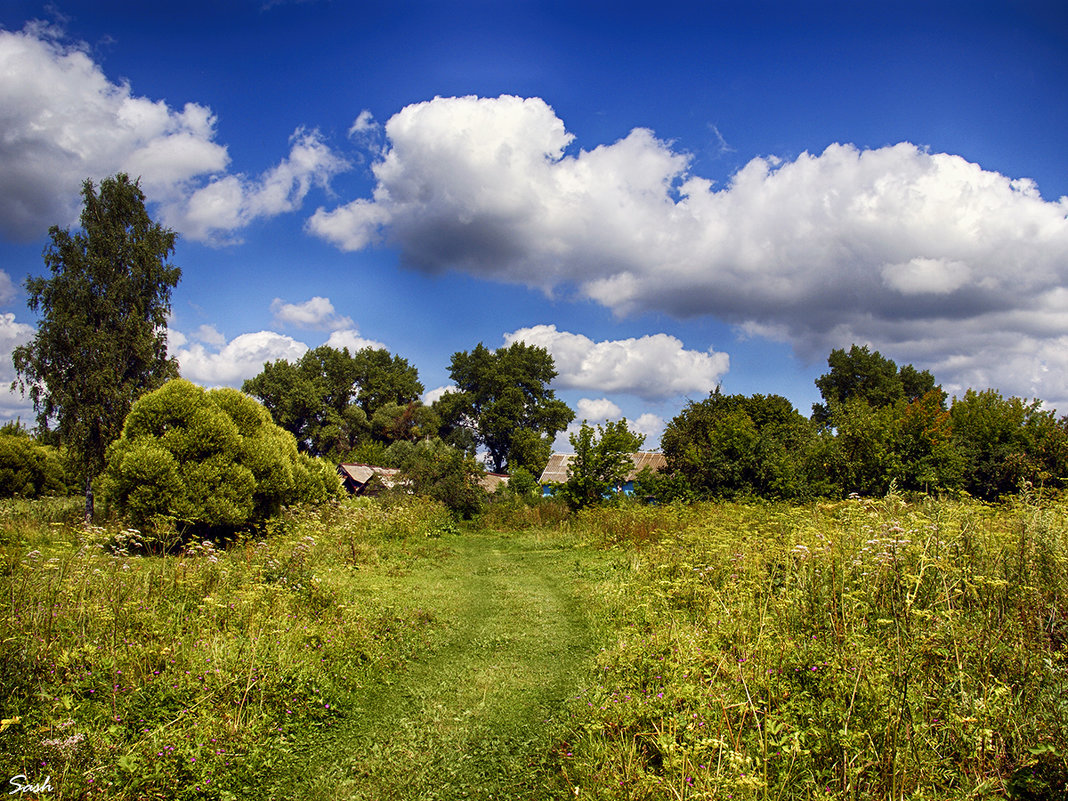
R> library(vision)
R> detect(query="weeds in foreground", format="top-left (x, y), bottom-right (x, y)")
top-left (553, 493), bottom-right (1068, 799)
top-left (0, 496), bottom-right (453, 799)
top-left (4, 492), bottom-right (1067, 800)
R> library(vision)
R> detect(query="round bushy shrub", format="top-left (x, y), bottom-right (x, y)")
top-left (102, 379), bottom-right (341, 534)
top-left (0, 433), bottom-right (69, 497)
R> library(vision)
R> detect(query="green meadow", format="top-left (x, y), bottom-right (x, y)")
top-left (2, 492), bottom-right (1066, 799)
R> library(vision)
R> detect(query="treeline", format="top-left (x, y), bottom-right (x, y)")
top-left (238, 340), bottom-right (572, 476)
top-left (2, 336), bottom-right (575, 524)
top-left (6, 173), bottom-right (1065, 535)
top-left (3, 173), bottom-right (575, 533)
top-left (645, 344), bottom-right (1068, 503)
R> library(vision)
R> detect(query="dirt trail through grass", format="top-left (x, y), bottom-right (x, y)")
top-left (267, 531), bottom-right (599, 800)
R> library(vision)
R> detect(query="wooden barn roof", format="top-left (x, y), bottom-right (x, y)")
top-left (337, 463), bottom-right (403, 492)
top-left (538, 452), bottom-right (665, 484)
top-left (479, 472), bottom-right (510, 492)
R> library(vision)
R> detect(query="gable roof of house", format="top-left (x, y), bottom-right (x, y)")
top-left (479, 472), bottom-right (510, 492)
top-left (339, 463), bottom-right (510, 495)
top-left (337, 463), bottom-right (403, 493)
top-left (538, 452), bottom-right (666, 484)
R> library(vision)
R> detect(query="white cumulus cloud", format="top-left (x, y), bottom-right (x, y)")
top-left (0, 24), bottom-right (227, 238)
top-left (575, 397), bottom-right (622, 421)
top-left (165, 128), bottom-right (349, 244)
top-left (0, 312), bottom-right (38, 420)
top-left (348, 110), bottom-right (377, 138)
top-left (271, 296), bottom-right (354, 331)
top-left (324, 328), bottom-right (387, 353)
top-left (172, 330), bottom-right (309, 386)
top-left (0, 24), bottom-right (348, 243)
top-left (311, 94), bottom-right (1068, 409)
top-left (505, 324), bottom-right (728, 401)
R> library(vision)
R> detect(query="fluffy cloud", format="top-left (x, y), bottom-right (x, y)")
top-left (0, 271), bottom-right (17, 306)
top-left (504, 324), bottom-right (728, 401)
top-left (575, 397), bottom-right (622, 421)
top-left (312, 94), bottom-right (1068, 408)
top-left (171, 330), bottom-right (308, 386)
top-left (165, 128), bottom-right (349, 244)
top-left (348, 110), bottom-right (378, 138)
top-left (630, 413), bottom-right (666, 446)
top-left (0, 24), bottom-right (346, 242)
top-left (0, 312), bottom-right (37, 419)
top-left (0, 24), bottom-right (226, 237)
top-left (271, 296), bottom-right (354, 331)
top-left (324, 328), bottom-right (387, 353)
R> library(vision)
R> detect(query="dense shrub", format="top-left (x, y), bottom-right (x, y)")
top-left (0, 433), bottom-right (70, 498)
top-left (386, 438), bottom-right (487, 517)
top-left (102, 379), bottom-right (341, 536)
top-left (661, 391), bottom-right (815, 500)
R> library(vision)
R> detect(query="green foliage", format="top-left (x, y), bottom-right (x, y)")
top-left (811, 390), bottom-right (964, 498)
top-left (0, 433), bottom-right (70, 498)
top-left (371, 400), bottom-right (439, 443)
top-left (555, 419), bottom-right (646, 509)
top-left (502, 465), bottom-right (541, 499)
top-left (102, 379), bottom-right (341, 536)
top-left (895, 388), bottom-right (965, 491)
top-left (813, 344), bottom-right (938, 425)
top-left (243, 344), bottom-right (425, 459)
top-left (655, 345), bottom-right (1065, 503)
top-left (437, 341), bottom-right (574, 474)
top-left (11, 174), bottom-right (181, 504)
top-left (951, 388), bottom-right (1068, 499)
top-left (5, 493), bottom-right (1067, 799)
top-left (349, 346), bottom-right (425, 416)
top-left (389, 438), bottom-right (488, 518)
top-left (632, 465), bottom-right (697, 504)
top-left (556, 496), bottom-right (1068, 799)
top-left (0, 499), bottom-right (448, 799)
top-left (662, 390), bottom-right (814, 500)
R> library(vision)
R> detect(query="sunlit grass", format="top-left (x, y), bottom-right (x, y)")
top-left (552, 492), bottom-right (1068, 799)
top-left (3, 491), bottom-right (1067, 799)
top-left (0, 497), bottom-right (455, 799)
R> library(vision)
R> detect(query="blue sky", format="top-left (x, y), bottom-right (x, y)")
top-left (1, 0), bottom-right (1066, 452)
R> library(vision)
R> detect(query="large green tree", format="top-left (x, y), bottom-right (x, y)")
top-left (661, 390), bottom-right (814, 499)
top-left (812, 344), bottom-right (938, 425)
top-left (12, 174), bottom-right (181, 516)
top-left (435, 342), bottom-right (574, 474)
top-left (243, 345), bottom-right (425, 459)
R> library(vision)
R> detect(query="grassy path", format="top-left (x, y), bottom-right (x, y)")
top-left (265, 531), bottom-right (601, 800)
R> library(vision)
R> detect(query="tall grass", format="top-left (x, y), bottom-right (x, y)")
top-left (0, 496), bottom-right (453, 799)
top-left (553, 492), bottom-right (1068, 800)
top-left (4, 491), bottom-right (1067, 799)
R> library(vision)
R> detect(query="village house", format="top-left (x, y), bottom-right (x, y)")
top-left (537, 452), bottom-right (666, 496)
top-left (338, 463), bottom-right (511, 496)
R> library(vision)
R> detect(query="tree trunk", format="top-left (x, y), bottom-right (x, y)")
top-left (84, 475), bottom-right (94, 521)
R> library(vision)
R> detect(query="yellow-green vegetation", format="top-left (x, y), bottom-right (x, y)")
top-left (2, 492), bottom-right (1067, 800)
top-left (550, 493), bottom-right (1068, 799)
top-left (0, 496), bottom-right (458, 798)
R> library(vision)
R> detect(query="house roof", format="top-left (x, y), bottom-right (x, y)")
top-left (479, 472), bottom-right (510, 492)
top-left (338, 463), bottom-right (403, 489)
top-left (339, 463), bottom-right (509, 494)
top-left (538, 452), bottom-right (666, 484)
